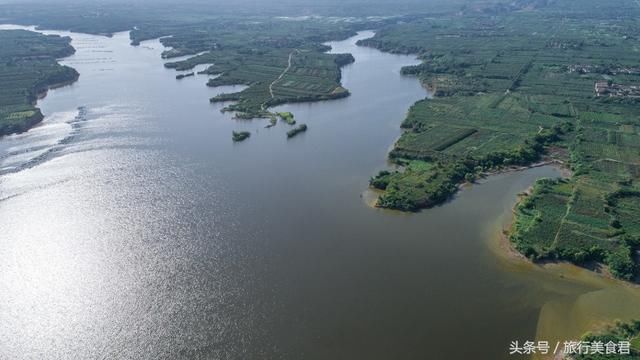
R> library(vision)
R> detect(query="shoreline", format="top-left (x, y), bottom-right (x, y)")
top-left (491, 177), bottom-right (640, 360)
top-left (6, 72), bottom-right (81, 137)
top-left (495, 176), bottom-right (640, 289)
top-left (367, 154), bottom-right (638, 288)
top-left (0, 24), bottom-right (80, 137)
top-left (34, 74), bottom-right (80, 102)
top-left (480, 158), bottom-right (571, 179)
top-left (365, 158), bottom-right (571, 211)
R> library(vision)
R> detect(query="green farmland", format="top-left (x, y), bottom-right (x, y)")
top-left (0, 30), bottom-right (78, 136)
top-left (204, 48), bottom-right (352, 116)
top-left (161, 23), bottom-right (356, 118)
top-left (365, 0), bottom-right (640, 279)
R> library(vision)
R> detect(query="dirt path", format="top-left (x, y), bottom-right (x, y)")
top-left (269, 49), bottom-right (299, 98)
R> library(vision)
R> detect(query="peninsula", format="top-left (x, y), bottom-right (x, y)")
top-left (0, 29), bottom-right (78, 136)
top-left (364, 0), bottom-right (640, 280)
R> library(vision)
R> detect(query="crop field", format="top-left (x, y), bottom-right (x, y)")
top-left (364, 0), bottom-right (640, 279)
top-left (617, 195), bottom-right (640, 237)
top-left (393, 94), bottom-right (543, 160)
top-left (0, 30), bottom-right (78, 136)
top-left (512, 99), bottom-right (640, 280)
top-left (206, 50), bottom-right (352, 115)
top-left (396, 125), bottom-right (477, 153)
top-left (161, 22), bottom-right (356, 118)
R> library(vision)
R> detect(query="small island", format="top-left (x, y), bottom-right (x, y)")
top-left (176, 72), bottom-right (194, 80)
top-left (277, 112), bottom-right (295, 125)
top-left (232, 130), bottom-right (251, 142)
top-left (286, 124), bottom-right (307, 138)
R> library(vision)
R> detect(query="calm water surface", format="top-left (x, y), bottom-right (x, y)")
top-left (1, 28), bottom-right (639, 360)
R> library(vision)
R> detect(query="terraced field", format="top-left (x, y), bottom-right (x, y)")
top-left (0, 29), bottom-right (78, 136)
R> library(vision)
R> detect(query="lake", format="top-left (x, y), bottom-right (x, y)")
top-left (1, 27), bottom-right (639, 360)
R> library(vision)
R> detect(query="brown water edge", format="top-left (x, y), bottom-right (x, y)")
top-left (485, 171), bottom-right (640, 360)
top-left (364, 163), bottom-right (640, 359)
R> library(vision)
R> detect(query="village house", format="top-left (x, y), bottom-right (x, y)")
top-left (595, 80), bottom-right (609, 96)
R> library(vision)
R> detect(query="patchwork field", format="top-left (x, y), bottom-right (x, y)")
top-left (365, 0), bottom-right (640, 279)
top-left (152, 19), bottom-right (365, 120)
